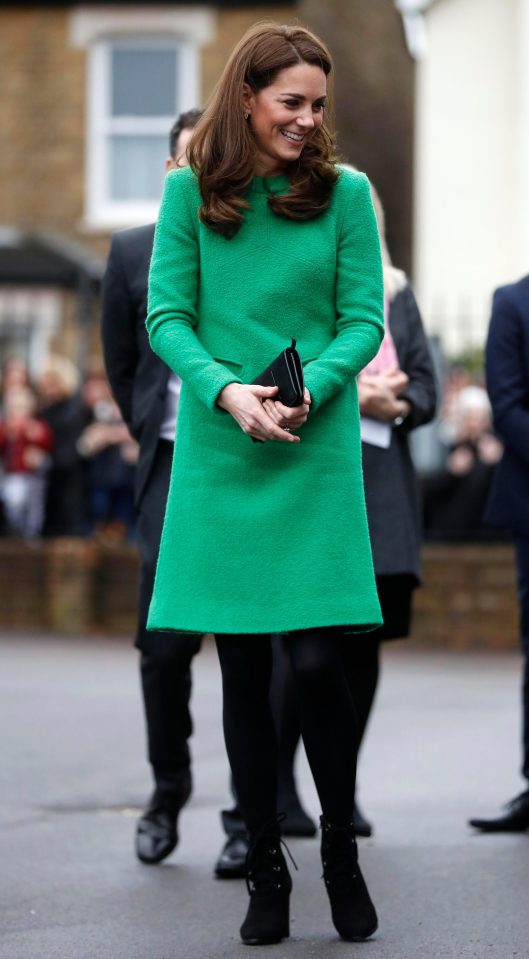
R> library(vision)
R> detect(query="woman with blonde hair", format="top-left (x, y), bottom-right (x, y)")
top-left (147, 21), bottom-right (384, 945)
top-left (38, 354), bottom-right (87, 535)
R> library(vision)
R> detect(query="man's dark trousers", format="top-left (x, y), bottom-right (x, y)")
top-left (514, 536), bottom-right (529, 782)
top-left (137, 438), bottom-right (201, 800)
top-left (101, 222), bottom-right (201, 808)
top-left (484, 274), bottom-right (529, 789)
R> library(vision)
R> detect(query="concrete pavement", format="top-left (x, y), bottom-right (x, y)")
top-left (1, 633), bottom-right (528, 959)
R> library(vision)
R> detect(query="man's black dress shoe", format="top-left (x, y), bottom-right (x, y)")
top-left (214, 832), bottom-right (249, 879)
top-left (353, 801), bottom-right (373, 838)
top-left (135, 782), bottom-right (191, 864)
top-left (468, 789), bottom-right (529, 832)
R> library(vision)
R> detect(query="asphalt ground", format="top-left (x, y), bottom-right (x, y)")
top-left (1, 633), bottom-right (528, 959)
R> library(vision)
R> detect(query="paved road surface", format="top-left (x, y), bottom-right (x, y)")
top-left (1, 633), bottom-right (528, 959)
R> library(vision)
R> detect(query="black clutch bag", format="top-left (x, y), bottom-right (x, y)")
top-left (250, 339), bottom-right (304, 443)
top-left (252, 338), bottom-right (304, 407)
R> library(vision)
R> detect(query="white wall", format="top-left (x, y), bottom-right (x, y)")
top-left (516, 0), bottom-right (529, 262)
top-left (414, 0), bottom-right (528, 353)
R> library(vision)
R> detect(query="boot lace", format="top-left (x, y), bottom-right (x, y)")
top-left (321, 820), bottom-right (359, 887)
top-left (245, 815), bottom-right (298, 896)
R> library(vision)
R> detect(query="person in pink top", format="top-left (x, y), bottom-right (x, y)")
top-left (349, 183), bottom-right (437, 833)
top-left (273, 179), bottom-right (437, 839)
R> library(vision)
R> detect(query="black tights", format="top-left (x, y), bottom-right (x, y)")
top-left (271, 636), bottom-right (381, 803)
top-left (215, 630), bottom-right (358, 838)
top-left (340, 637), bottom-right (380, 758)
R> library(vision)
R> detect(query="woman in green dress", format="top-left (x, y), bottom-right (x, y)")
top-left (147, 21), bottom-right (384, 946)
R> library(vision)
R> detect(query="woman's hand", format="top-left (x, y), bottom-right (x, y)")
top-left (263, 388), bottom-right (311, 432)
top-left (358, 370), bottom-right (410, 422)
top-left (217, 383), bottom-right (302, 443)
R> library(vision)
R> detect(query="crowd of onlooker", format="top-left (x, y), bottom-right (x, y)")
top-left (0, 355), bottom-right (138, 539)
top-left (0, 352), bottom-right (506, 544)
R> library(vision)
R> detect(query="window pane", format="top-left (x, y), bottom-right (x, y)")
top-left (112, 47), bottom-right (177, 117)
top-left (109, 136), bottom-right (168, 201)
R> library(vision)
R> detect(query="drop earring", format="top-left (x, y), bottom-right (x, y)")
top-left (244, 111), bottom-right (250, 121)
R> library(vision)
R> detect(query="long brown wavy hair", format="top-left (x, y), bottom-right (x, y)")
top-left (188, 21), bottom-right (339, 238)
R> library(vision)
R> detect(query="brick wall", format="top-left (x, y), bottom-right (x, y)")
top-left (0, 538), bottom-right (138, 635)
top-left (299, 0), bottom-right (414, 277)
top-left (413, 544), bottom-right (518, 651)
top-left (0, 539), bottom-right (519, 648)
top-left (0, 5), bottom-right (295, 264)
top-left (0, 10), bottom-right (87, 239)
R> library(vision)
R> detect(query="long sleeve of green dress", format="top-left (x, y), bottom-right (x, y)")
top-left (147, 171), bottom-right (243, 411)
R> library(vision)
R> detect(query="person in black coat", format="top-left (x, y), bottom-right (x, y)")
top-left (469, 274), bottom-right (529, 832)
top-left (341, 183), bottom-right (437, 834)
top-left (350, 280), bottom-right (436, 834)
top-left (102, 110), bottom-right (206, 866)
top-left (272, 180), bottom-right (437, 837)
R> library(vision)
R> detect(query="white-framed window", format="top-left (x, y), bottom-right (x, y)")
top-left (0, 288), bottom-right (60, 375)
top-left (86, 35), bottom-right (198, 227)
top-left (70, 6), bottom-right (215, 228)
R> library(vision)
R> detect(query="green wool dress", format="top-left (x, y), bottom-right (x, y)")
top-left (146, 165), bottom-right (384, 634)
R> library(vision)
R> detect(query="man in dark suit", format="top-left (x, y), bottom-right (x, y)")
top-left (469, 275), bottom-right (529, 832)
top-left (101, 109), bottom-right (245, 870)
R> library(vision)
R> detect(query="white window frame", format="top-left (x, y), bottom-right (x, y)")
top-left (70, 7), bottom-right (215, 229)
top-left (0, 288), bottom-right (60, 375)
top-left (87, 35), bottom-right (197, 226)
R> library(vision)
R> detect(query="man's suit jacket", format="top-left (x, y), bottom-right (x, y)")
top-left (101, 223), bottom-right (170, 507)
top-left (484, 274), bottom-right (529, 535)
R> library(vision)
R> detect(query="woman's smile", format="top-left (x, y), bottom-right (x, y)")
top-left (280, 129), bottom-right (305, 142)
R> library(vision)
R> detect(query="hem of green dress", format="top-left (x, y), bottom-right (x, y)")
top-left (146, 614), bottom-right (383, 636)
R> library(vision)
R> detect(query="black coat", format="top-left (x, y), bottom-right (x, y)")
top-left (483, 274), bottom-right (529, 535)
top-left (362, 284), bottom-right (437, 581)
top-left (41, 393), bottom-right (89, 535)
top-left (101, 224), bottom-right (170, 507)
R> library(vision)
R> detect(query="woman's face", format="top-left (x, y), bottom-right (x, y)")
top-left (244, 62), bottom-right (327, 177)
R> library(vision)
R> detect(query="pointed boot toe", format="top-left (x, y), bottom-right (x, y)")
top-left (240, 834), bottom-right (292, 945)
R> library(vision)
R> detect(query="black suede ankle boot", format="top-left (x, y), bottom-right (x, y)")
top-left (240, 834), bottom-right (292, 945)
top-left (320, 816), bottom-right (378, 941)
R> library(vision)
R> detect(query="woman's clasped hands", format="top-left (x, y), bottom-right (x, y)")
top-left (358, 367), bottom-right (410, 422)
top-left (217, 383), bottom-right (311, 443)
